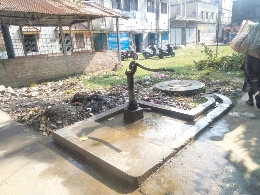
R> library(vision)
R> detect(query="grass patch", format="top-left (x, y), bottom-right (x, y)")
top-left (82, 45), bottom-right (244, 91)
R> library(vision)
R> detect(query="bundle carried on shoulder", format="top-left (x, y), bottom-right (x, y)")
top-left (230, 20), bottom-right (260, 59)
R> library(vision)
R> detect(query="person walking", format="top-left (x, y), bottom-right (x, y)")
top-left (242, 55), bottom-right (260, 108)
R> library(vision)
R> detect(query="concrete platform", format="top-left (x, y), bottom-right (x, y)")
top-left (53, 93), bottom-right (232, 187)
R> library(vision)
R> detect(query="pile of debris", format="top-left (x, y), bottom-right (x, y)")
top-left (0, 74), bottom-right (244, 137)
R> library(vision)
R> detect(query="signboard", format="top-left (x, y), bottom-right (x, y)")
top-left (108, 33), bottom-right (129, 51)
top-left (170, 23), bottom-right (185, 28)
top-left (187, 23), bottom-right (197, 28)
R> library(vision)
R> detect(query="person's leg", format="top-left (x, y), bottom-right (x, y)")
top-left (245, 56), bottom-right (255, 106)
top-left (255, 58), bottom-right (260, 108)
top-left (245, 72), bottom-right (255, 106)
top-left (247, 91), bottom-right (254, 106)
top-left (255, 80), bottom-right (260, 109)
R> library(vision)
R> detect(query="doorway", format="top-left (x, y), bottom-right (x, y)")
top-left (198, 30), bottom-right (201, 43)
top-left (148, 33), bottom-right (158, 46)
top-left (181, 28), bottom-right (186, 45)
top-left (94, 33), bottom-right (107, 51)
top-left (133, 34), bottom-right (143, 52)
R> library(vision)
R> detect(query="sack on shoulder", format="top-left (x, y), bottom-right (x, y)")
top-left (230, 20), bottom-right (255, 53)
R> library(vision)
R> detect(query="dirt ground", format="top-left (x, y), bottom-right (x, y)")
top-left (0, 73), bottom-right (244, 137)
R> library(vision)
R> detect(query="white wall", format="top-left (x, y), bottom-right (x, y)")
top-left (198, 23), bottom-right (216, 43)
top-left (197, 2), bottom-right (218, 24)
top-left (159, 12), bottom-right (169, 31)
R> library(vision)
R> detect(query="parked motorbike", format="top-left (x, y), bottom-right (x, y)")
top-left (158, 44), bottom-right (175, 59)
top-left (121, 46), bottom-right (138, 61)
top-left (142, 44), bottom-right (157, 59)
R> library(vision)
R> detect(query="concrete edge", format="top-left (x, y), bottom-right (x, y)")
top-left (171, 93), bottom-right (233, 150)
top-left (137, 96), bottom-right (215, 121)
top-left (86, 96), bottom-right (216, 123)
top-left (0, 110), bottom-right (12, 125)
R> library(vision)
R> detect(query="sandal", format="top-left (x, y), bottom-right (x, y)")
top-left (255, 94), bottom-right (260, 109)
top-left (246, 100), bottom-right (254, 106)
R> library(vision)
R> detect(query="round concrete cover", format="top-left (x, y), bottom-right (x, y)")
top-left (154, 80), bottom-right (205, 95)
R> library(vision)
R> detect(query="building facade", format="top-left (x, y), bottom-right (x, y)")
top-left (170, 0), bottom-right (219, 45)
top-left (217, 0), bottom-right (232, 42)
top-left (88, 0), bottom-right (171, 52)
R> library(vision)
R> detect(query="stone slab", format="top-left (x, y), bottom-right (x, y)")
top-left (154, 80), bottom-right (205, 95)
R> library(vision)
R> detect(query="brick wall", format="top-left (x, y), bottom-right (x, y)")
top-left (0, 51), bottom-right (119, 88)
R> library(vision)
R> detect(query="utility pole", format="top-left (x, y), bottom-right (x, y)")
top-left (216, 13), bottom-right (223, 54)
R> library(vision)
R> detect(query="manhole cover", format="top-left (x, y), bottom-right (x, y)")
top-left (154, 80), bottom-right (205, 95)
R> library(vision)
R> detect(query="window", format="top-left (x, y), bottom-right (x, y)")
top-left (59, 34), bottom-right (71, 52)
top-left (75, 33), bottom-right (85, 48)
top-left (112, 0), bottom-right (120, 9)
top-left (161, 2), bottom-right (167, 14)
top-left (206, 12), bottom-right (208, 19)
top-left (125, 0), bottom-right (130, 11)
top-left (211, 12), bottom-right (214, 19)
top-left (24, 34), bottom-right (38, 53)
top-left (201, 11), bottom-right (204, 19)
top-left (112, 0), bottom-right (138, 11)
top-left (147, 0), bottom-right (155, 13)
top-left (130, 0), bottom-right (138, 11)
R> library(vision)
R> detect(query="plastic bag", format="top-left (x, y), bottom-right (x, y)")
top-left (239, 23), bottom-right (258, 54)
top-left (247, 24), bottom-right (260, 59)
top-left (230, 20), bottom-right (255, 53)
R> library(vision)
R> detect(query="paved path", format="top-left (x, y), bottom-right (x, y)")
top-left (0, 93), bottom-right (259, 195)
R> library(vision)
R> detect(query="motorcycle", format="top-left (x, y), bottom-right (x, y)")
top-left (142, 44), bottom-right (157, 59)
top-left (158, 44), bottom-right (175, 59)
top-left (121, 46), bottom-right (138, 61)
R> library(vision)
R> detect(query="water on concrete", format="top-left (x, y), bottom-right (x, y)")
top-left (100, 111), bottom-right (194, 147)
top-left (53, 93), bottom-right (232, 187)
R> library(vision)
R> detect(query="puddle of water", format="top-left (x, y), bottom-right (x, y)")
top-left (99, 112), bottom-right (193, 147)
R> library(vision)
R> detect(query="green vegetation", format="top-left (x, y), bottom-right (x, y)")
top-left (83, 45), bottom-right (244, 90)
top-left (194, 44), bottom-right (245, 71)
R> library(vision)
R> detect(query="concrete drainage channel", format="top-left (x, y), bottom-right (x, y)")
top-left (53, 93), bottom-right (232, 187)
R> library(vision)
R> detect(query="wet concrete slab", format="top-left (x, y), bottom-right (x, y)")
top-left (53, 93), bottom-right (232, 187)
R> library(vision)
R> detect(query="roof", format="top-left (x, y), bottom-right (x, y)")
top-left (0, 0), bottom-right (128, 26)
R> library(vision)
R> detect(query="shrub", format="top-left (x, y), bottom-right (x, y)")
top-left (194, 44), bottom-right (245, 71)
